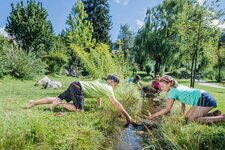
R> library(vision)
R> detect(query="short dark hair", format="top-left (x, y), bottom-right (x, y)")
top-left (107, 75), bottom-right (120, 84)
top-left (135, 75), bottom-right (141, 80)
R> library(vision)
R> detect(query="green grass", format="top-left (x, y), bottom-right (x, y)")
top-left (1, 75), bottom-right (225, 149)
top-left (0, 75), bottom-right (142, 149)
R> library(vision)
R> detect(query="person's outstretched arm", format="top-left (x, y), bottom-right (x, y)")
top-left (108, 96), bottom-right (132, 123)
top-left (145, 98), bottom-right (174, 120)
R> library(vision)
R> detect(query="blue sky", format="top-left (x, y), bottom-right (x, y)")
top-left (0, 0), bottom-right (224, 42)
top-left (0, 0), bottom-right (164, 42)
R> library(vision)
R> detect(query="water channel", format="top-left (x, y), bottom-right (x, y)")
top-left (113, 97), bottom-right (163, 150)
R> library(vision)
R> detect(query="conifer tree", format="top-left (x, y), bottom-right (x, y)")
top-left (82, 0), bottom-right (112, 44)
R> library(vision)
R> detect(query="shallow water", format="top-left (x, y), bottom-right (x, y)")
top-left (113, 98), bottom-right (162, 150)
top-left (113, 124), bottom-right (146, 150)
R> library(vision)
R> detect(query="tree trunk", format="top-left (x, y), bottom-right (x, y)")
top-left (154, 55), bottom-right (161, 76)
top-left (154, 60), bottom-right (161, 76)
top-left (193, 53), bottom-right (198, 88)
top-left (190, 54), bottom-right (195, 88)
top-left (218, 64), bottom-right (221, 82)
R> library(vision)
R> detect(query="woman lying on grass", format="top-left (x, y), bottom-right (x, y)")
top-left (27, 75), bottom-right (132, 123)
top-left (145, 75), bottom-right (225, 124)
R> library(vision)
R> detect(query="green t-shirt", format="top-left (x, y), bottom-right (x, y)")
top-left (80, 79), bottom-right (114, 98)
top-left (168, 85), bottom-right (204, 106)
top-left (127, 78), bottom-right (141, 86)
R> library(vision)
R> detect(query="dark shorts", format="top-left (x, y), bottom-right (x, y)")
top-left (197, 92), bottom-right (217, 107)
top-left (58, 81), bottom-right (84, 110)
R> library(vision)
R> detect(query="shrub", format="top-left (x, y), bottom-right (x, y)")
top-left (0, 36), bottom-right (10, 77)
top-left (71, 43), bottom-right (131, 79)
top-left (132, 63), bottom-right (139, 75)
top-left (145, 64), bottom-right (152, 75)
top-left (170, 67), bottom-right (191, 79)
top-left (0, 57), bottom-right (8, 78)
top-left (215, 70), bottom-right (225, 82)
top-left (43, 50), bottom-right (69, 74)
top-left (6, 49), bottom-right (46, 79)
top-left (202, 69), bottom-right (216, 80)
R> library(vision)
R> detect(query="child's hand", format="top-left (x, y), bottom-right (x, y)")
top-left (126, 116), bottom-right (133, 124)
top-left (144, 112), bottom-right (152, 120)
top-left (143, 115), bottom-right (152, 120)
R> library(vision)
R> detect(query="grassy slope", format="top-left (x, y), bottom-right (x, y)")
top-left (0, 76), bottom-right (116, 149)
top-left (1, 75), bottom-right (224, 149)
top-left (0, 75), bottom-right (142, 149)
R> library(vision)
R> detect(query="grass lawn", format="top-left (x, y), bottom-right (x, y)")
top-left (1, 75), bottom-right (225, 149)
top-left (0, 75), bottom-right (143, 149)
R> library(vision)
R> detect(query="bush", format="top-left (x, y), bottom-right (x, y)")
top-left (170, 67), bottom-right (191, 79)
top-left (0, 36), bottom-right (10, 77)
top-left (0, 57), bottom-right (8, 78)
top-left (132, 63), bottom-right (139, 75)
top-left (202, 69), bottom-right (216, 80)
top-left (71, 43), bottom-right (131, 79)
top-left (145, 64), bottom-right (152, 75)
top-left (43, 50), bottom-right (69, 74)
top-left (6, 49), bottom-right (46, 79)
top-left (215, 71), bottom-right (225, 82)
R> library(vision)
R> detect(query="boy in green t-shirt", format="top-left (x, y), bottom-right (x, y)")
top-left (27, 75), bottom-right (132, 123)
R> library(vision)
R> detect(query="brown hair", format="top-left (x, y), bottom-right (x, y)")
top-left (133, 75), bottom-right (141, 82)
top-left (159, 75), bottom-right (178, 88)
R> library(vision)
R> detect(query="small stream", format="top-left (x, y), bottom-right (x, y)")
top-left (113, 124), bottom-right (145, 150)
top-left (113, 98), bottom-right (163, 150)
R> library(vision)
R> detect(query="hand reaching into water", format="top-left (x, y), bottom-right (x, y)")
top-left (144, 112), bottom-right (152, 120)
top-left (126, 116), bottom-right (133, 124)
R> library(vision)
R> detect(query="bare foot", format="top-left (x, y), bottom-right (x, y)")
top-left (50, 98), bottom-right (62, 110)
top-left (213, 110), bottom-right (222, 116)
top-left (207, 110), bottom-right (222, 117)
top-left (27, 100), bottom-right (35, 109)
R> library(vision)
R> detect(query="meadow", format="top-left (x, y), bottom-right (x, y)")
top-left (0, 75), bottom-right (142, 149)
top-left (0, 75), bottom-right (225, 149)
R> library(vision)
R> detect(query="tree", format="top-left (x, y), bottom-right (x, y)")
top-left (132, 0), bottom-right (183, 76)
top-left (215, 31), bottom-right (225, 81)
top-left (176, 0), bottom-right (222, 87)
top-left (117, 24), bottom-right (134, 58)
top-left (65, 0), bottom-right (95, 73)
top-left (66, 0), bottom-right (95, 50)
top-left (5, 0), bottom-right (54, 55)
top-left (82, 0), bottom-right (112, 44)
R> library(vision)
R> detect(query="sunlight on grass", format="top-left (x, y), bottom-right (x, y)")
top-left (0, 76), bottom-right (142, 149)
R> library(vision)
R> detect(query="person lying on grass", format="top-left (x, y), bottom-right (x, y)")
top-left (27, 75), bottom-right (132, 123)
top-left (144, 75), bottom-right (225, 124)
